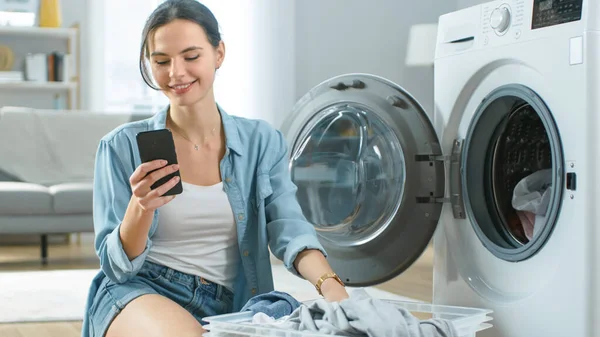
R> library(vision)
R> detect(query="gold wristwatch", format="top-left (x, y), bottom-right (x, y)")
top-left (315, 272), bottom-right (345, 296)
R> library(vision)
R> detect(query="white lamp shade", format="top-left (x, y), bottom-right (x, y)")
top-left (405, 23), bottom-right (439, 67)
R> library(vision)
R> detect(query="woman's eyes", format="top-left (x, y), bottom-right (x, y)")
top-left (155, 55), bottom-right (199, 65)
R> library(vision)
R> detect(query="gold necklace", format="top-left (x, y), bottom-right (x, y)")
top-left (169, 126), bottom-right (216, 151)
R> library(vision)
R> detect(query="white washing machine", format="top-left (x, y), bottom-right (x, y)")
top-left (280, 1), bottom-right (595, 337)
top-left (433, 0), bottom-right (595, 336)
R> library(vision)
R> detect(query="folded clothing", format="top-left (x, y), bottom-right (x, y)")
top-left (240, 290), bottom-right (301, 319)
top-left (249, 289), bottom-right (457, 337)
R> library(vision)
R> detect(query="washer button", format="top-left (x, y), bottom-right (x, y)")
top-left (566, 173), bottom-right (577, 191)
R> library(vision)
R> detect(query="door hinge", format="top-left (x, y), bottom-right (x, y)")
top-left (415, 140), bottom-right (466, 219)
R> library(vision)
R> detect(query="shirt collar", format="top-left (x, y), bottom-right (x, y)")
top-left (151, 104), bottom-right (243, 156)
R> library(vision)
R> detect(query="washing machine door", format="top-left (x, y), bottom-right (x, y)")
top-left (281, 73), bottom-right (447, 287)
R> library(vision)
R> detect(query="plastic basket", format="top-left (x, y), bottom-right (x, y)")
top-left (202, 299), bottom-right (493, 337)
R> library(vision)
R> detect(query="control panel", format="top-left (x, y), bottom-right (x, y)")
top-left (436, 0), bottom-right (587, 59)
top-left (532, 0), bottom-right (583, 30)
top-left (481, 0), bottom-right (584, 46)
top-left (482, 0), bottom-right (527, 39)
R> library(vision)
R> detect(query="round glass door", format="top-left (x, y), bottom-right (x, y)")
top-left (282, 74), bottom-right (445, 286)
top-left (290, 103), bottom-right (406, 247)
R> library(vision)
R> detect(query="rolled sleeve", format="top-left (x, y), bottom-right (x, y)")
top-left (282, 234), bottom-right (328, 276)
top-left (93, 138), bottom-right (149, 283)
top-left (104, 223), bottom-right (151, 282)
top-left (264, 130), bottom-right (327, 277)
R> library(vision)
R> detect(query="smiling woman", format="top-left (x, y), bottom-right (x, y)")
top-left (82, 1), bottom-right (347, 337)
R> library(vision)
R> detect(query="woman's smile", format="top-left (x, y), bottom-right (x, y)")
top-left (169, 79), bottom-right (197, 95)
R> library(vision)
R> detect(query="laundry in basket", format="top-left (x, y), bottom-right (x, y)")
top-left (240, 290), bottom-right (301, 318)
top-left (203, 289), bottom-right (493, 337)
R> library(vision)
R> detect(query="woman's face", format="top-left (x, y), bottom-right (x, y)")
top-left (148, 19), bottom-right (224, 107)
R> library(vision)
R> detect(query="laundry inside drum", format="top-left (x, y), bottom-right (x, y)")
top-left (491, 103), bottom-right (553, 245)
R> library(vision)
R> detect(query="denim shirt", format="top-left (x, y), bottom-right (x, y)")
top-left (82, 105), bottom-right (326, 336)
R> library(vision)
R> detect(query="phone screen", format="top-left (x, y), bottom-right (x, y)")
top-left (136, 129), bottom-right (183, 196)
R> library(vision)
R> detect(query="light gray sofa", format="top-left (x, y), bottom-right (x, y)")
top-left (0, 106), bottom-right (151, 264)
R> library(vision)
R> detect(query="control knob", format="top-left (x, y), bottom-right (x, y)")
top-left (490, 7), bottom-right (511, 34)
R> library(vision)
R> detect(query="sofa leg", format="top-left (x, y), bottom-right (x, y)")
top-left (41, 235), bottom-right (48, 265)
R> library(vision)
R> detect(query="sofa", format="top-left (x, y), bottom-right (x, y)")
top-left (0, 106), bottom-right (151, 264)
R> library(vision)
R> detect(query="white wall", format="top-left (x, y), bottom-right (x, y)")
top-left (293, 0), bottom-right (458, 122)
top-left (247, 0), bottom-right (296, 128)
top-left (457, 0), bottom-right (488, 9)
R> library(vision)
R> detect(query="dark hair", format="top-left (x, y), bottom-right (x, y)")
top-left (139, 0), bottom-right (222, 90)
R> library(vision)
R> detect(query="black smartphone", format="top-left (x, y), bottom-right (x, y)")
top-left (136, 129), bottom-right (183, 196)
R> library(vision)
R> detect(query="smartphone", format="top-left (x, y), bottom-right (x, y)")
top-left (136, 129), bottom-right (183, 196)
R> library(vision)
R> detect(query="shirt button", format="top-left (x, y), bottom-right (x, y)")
top-left (238, 214), bottom-right (245, 221)
top-left (225, 177), bottom-right (232, 183)
top-left (243, 251), bottom-right (249, 256)
top-left (251, 288), bottom-right (257, 295)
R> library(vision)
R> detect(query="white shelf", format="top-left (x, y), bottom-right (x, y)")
top-left (0, 24), bottom-right (80, 108)
top-left (0, 26), bottom-right (76, 39)
top-left (0, 81), bottom-right (76, 90)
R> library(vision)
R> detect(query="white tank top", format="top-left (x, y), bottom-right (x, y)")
top-left (146, 181), bottom-right (240, 291)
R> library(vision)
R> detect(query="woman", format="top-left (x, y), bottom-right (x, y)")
top-left (82, 0), bottom-right (348, 336)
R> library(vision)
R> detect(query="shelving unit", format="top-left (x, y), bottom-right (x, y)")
top-left (0, 24), bottom-right (80, 109)
top-left (0, 80), bottom-right (76, 90)
top-left (0, 25), bottom-right (76, 39)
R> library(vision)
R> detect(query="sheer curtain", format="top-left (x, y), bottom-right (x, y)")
top-left (102, 0), bottom-right (166, 114)
top-left (92, 0), bottom-right (295, 126)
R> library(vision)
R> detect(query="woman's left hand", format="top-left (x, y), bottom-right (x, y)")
top-left (320, 278), bottom-right (350, 302)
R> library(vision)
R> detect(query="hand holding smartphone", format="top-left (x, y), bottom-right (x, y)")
top-left (135, 129), bottom-right (183, 196)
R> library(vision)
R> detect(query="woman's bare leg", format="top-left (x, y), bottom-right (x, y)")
top-left (106, 294), bottom-right (205, 337)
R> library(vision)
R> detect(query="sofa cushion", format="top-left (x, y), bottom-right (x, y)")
top-left (0, 182), bottom-right (52, 215)
top-left (0, 107), bottom-right (152, 186)
top-left (49, 183), bottom-right (93, 214)
top-left (0, 168), bottom-right (21, 182)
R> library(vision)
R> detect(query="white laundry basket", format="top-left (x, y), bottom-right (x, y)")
top-left (202, 300), bottom-right (493, 337)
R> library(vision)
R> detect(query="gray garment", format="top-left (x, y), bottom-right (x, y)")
top-left (253, 289), bottom-right (457, 337)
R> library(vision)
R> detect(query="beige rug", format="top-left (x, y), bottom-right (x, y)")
top-left (0, 265), bottom-right (417, 323)
top-left (0, 268), bottom-right (98, 323)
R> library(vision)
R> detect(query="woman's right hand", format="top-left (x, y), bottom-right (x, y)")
top-left (129, 159), bottom-right (180, 212)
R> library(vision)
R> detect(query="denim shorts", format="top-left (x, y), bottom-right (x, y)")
top-left (87, 260), bottom-right (234, 337)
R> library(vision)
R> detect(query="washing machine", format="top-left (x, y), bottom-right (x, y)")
top-left (279, 0), bottom-right (594, 337)
top-left (432, 0), bottom-right (595, 336)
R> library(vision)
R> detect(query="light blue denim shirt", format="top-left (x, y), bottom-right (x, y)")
top-left (82, 105), bottom-right (326, 336)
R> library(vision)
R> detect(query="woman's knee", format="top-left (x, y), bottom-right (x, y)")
top-left (106, 294), bottom-right (205, 337)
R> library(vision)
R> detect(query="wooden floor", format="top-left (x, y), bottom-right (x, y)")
top-left (0, 239), bottom-right (433, 337)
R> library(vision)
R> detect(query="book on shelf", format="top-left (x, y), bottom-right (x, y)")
top-left (0, 70), bottom-right (23, 82)
top-left (24, 52), bottom-right (72, 83)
